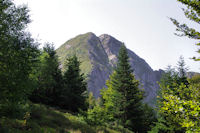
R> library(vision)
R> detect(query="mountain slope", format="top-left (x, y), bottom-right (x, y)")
top-left (0, 103), bottom-right (132, 133)
top-left (56, 32), bottom-right (164, 105)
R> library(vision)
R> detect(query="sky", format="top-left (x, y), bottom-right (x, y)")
top-left (14, 0), bottom-right (200, 72)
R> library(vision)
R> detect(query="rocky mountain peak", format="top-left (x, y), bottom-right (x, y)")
top-left (86, 32), bottom-right (97, 40)
top-left (99, 34), bottom-right (119, 44)
top-left (99, 34), bottom-right (122, 51)
top-left (56, 32), bottom-right (164, 106)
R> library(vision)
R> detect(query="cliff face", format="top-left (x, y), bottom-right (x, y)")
top-left (56, 32), bottom-right (164, 106)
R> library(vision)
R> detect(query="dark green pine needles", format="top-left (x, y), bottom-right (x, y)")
top-left (102, 44), bottom-right (145, 132)
top-left (62, 55), bottom-right (87, 112)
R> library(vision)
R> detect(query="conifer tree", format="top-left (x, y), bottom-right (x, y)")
top-left (30, 43), bottom-right (63, 107)
top-left (102, 45), bottom-right (144, 132)
top-left (176, 56), bottom-right (189, 87)
top-left (62, 55), bottom-right (87, 112)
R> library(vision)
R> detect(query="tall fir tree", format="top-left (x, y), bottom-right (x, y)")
top-left (102, 45), bottom-right (144, 132)
top-left (62, 55), bottom-right (87, 112)
top-left (176, 56), bottom-right (189, 87)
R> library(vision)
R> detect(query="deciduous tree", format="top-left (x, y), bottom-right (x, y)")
top-left (0, 0), bottom-right (39, 118)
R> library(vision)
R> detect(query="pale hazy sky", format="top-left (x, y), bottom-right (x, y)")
top-left (14, 0), bottom-right (200, 72)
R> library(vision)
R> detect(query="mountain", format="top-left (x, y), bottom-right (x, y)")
top-left (56, 32), bottom-right (164, 106)
top-left (187, 72), bottom-right (200, 79)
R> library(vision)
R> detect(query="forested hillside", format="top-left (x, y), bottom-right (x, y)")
top-left (0, 0), bottom-right (200, 133)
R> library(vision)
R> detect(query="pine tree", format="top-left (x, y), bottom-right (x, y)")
top-left (101, 71), bottom-right (124, 124)
top-left (159, 57), bottom-right (189, 99)
top-left (176, 56), bottom-right (189, 87)
top-left (62, 55), bottom-right (87, 112)
top-left (102, 45), bottom-right (144, 132)
top-left (30, 43), bottom-right (63, 107)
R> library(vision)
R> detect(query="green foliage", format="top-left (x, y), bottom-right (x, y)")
top-left (140, 104), bottom-right (157, 132)
top-left (168, 3), bottom-right (200, 129)
top-left (189, 74), bottom-right (200, 84)
top-left (170, 0), bottom-right (200, 60)
top-left (109, 45), bottom-right (144, 132)
top-left (86, 103), bottom-right (108, 126)
top-left (61, 55), bottom-right (88, 112)
top-left (149, 115), bottom-right (174, 133)
top-left (159, 57), bottom-right (189, 99)
top-left (161, 86), bottom-right (200, 132)
top-left (0, 0), bottom-right (39, 118)
top-left (153, 58), bottom-right (200, 132)
top-left (0, 103), bottom-right (129, 133)
top-left (85, 92), bottom-right (110, 127)
top-left (101, 71), bottom-right (123, 122)
top-left (30, 43), bottom-right (63, 107)
top-left (96, 45), bottom-right (153, 133)
top-left (87, 92), bottom-right (96, 109)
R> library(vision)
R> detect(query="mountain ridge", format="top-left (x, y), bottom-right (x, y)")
top-left (56, 32), bottom-right (164, 106)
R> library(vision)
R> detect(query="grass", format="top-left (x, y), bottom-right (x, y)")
top-left (0, 103), bottom-right (132, 133)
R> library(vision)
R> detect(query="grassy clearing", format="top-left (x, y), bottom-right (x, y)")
top-left (0, 104), bottom-right (132, 133)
